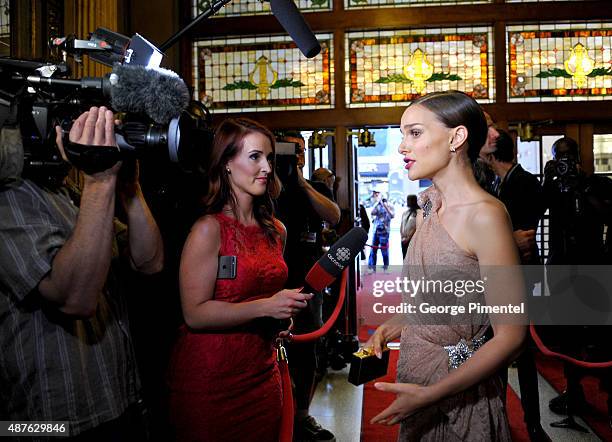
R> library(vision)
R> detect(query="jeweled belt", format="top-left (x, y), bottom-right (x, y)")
top-left (443, 335), bottom-right (487, 370)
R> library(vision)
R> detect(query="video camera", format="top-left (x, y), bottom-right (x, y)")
top-left (544, 153), bottom-right (581, 194)
top-left (0, 28), bottom-right (213, 182)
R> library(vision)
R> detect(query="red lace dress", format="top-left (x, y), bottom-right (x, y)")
top-left (168, 213), bottom-right (288, 442)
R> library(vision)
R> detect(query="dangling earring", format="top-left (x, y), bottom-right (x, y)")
top-left (450, 142), bottom-right (456, 153)
top-left (226, 167), bottom-right (231, 174)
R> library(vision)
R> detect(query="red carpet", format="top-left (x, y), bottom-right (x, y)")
top-left (506, 385), bottom-right (530, 442)
top-left (534, 352), bottom-right (612, 441)
top-left (360, 348), bottom-right (400, 442)
top-left (358, 326), bottom-right (530, 441)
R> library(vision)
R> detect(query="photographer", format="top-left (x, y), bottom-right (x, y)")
top-left (0, 106), bottom-right (163, 439)
top-left (275, 136), bottom-right (340, 442)
top-left (367, 190), bottom-right (395, 272)
top-left (542, 136), bottom-right (612, 426)
top-left (543, 136), bottom-right (610, 265)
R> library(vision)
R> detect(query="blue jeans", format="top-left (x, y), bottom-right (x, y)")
top-left (368, 229), bottom-right (389, 269)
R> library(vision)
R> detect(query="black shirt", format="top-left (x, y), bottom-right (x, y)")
top-left (276, 180), bottom-right (335, 287)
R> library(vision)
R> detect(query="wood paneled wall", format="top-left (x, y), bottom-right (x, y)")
top-left (63, 0), bottom-right (126, 78)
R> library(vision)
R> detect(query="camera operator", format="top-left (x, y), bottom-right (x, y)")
top-left (275, 136), bottom-right (340, 442)
top-left (542, 136), bottom-right (612, 426)
top-left (543, 136), bottom-right (610, 264)
top-left (0, 106), bottom-right (163, 439)
top-left (367, 190), bottom-right (395, 272)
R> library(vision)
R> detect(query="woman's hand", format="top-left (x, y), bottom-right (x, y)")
top-left (263, 289), bottom-right (314, 319)
top-left (362, 323), bottom-right (403, 359)
top-left (370, 382), bottom-right (433, 425)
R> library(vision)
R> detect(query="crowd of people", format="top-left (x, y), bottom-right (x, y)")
top-left (1, 89), bottom-right (610, 442)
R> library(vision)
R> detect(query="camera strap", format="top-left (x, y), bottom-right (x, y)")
top-left (63, 141), bottom-right (121, 175)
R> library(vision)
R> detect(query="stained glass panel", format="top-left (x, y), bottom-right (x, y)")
top-left (346, 27), bottom-right (494, 108)
top-left (507, 23), bottom-right (612, 102)
top-left (193, 0), bottom-right (331, 18)
top-left (193, 34), bottom-right (334, 112)
top-left (345, 0), bottom-right (488, 9)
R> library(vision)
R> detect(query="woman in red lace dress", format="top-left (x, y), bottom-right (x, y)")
top-left (168, 118), bottom-right (313, 441)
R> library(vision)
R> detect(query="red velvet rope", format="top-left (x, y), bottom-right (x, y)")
top-left (530, 323), bottom-right (612, 369)
top-left (291, 268), bottom-right (348, 343)
top-left (278, 356), bottom-right (294, 442)
top-left (278, 268), bottom-right (349, 442)
top-left (365, 243), bottom-right (389, 250)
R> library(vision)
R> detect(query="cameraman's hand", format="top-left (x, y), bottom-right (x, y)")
top-left (543, 160), bottom-right (556, 179)
top-left (296, 164), bottom-right (308, 188)
top-left (261, 289), bottom-right (314, 319)
top-left (55, 106), bottom-right (121, 178)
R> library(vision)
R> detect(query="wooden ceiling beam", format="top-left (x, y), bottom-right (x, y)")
top-left (209, 101), bottom-right (612, 129)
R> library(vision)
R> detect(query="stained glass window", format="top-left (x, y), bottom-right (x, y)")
top-left (193, 0), bottom-right (331, 18)
top-left (507, 23), bottom-right (612, 102)
top-left (193, 34), bottom-right (334, 112)
top-left (345, 0), bottom-right (488, 9)
top-left (346, 27), bottom-right (494, 108)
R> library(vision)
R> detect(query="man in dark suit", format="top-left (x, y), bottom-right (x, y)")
top-left (489, 130), bottom-right (544, 265)
top-left (488, 130), bottom-right (549, 442)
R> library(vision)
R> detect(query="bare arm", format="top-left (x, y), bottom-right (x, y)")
top-left (383, 201), bottom-right (395, 218)
top-left (38, 107), bottom-right (119, 317)
top-left (425, 203), bottom-right (526, 396)
top-left (372, 202), bottom-right (526, 425)
top-left (116, 161), bottom-right (164, 274)
top-left (179, 216), bottom-right (312, 330)
top-left (297, 170), bottom-right (340, 225)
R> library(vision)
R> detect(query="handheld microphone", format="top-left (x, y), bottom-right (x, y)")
top-left (304, 227), bottom-right (368, 292)
top-left (270, 227), bottom-right (367, 334)
top-left (269, 0), bottom-right (321, 58)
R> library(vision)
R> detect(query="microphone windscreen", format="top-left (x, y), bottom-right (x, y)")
top-left (110, 64), bottom-right (190, 124)
top-left (305, 227), bottom-right (368, 291)
top-left (270, 0), bottom-right (321, 58)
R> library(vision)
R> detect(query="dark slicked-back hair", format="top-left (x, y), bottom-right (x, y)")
top-left (409, 91), bottom-right (488, 166)
top-left (203, 117), bottom-right (280, 243)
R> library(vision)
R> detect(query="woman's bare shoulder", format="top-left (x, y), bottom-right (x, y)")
top-left (190, 215), bottom-right (221, 241)
top-left (466, 196), bottom-right (513, 238)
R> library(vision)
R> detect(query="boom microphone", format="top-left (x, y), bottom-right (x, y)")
top-left (304, 227), bottom-right (368, 291)
top-left (269, 0), bottom-right (321, 58)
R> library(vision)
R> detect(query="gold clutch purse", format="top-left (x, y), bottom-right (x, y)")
top-left (348, 345), bottom-right (390, 386)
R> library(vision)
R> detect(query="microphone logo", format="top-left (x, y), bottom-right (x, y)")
top-left (336, 247), bottom-right (350, 262)
top-left (327, 247), bottom-right (351, 270)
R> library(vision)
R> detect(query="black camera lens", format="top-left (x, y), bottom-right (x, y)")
top-left (555, 159), bottom-right (569, 176)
